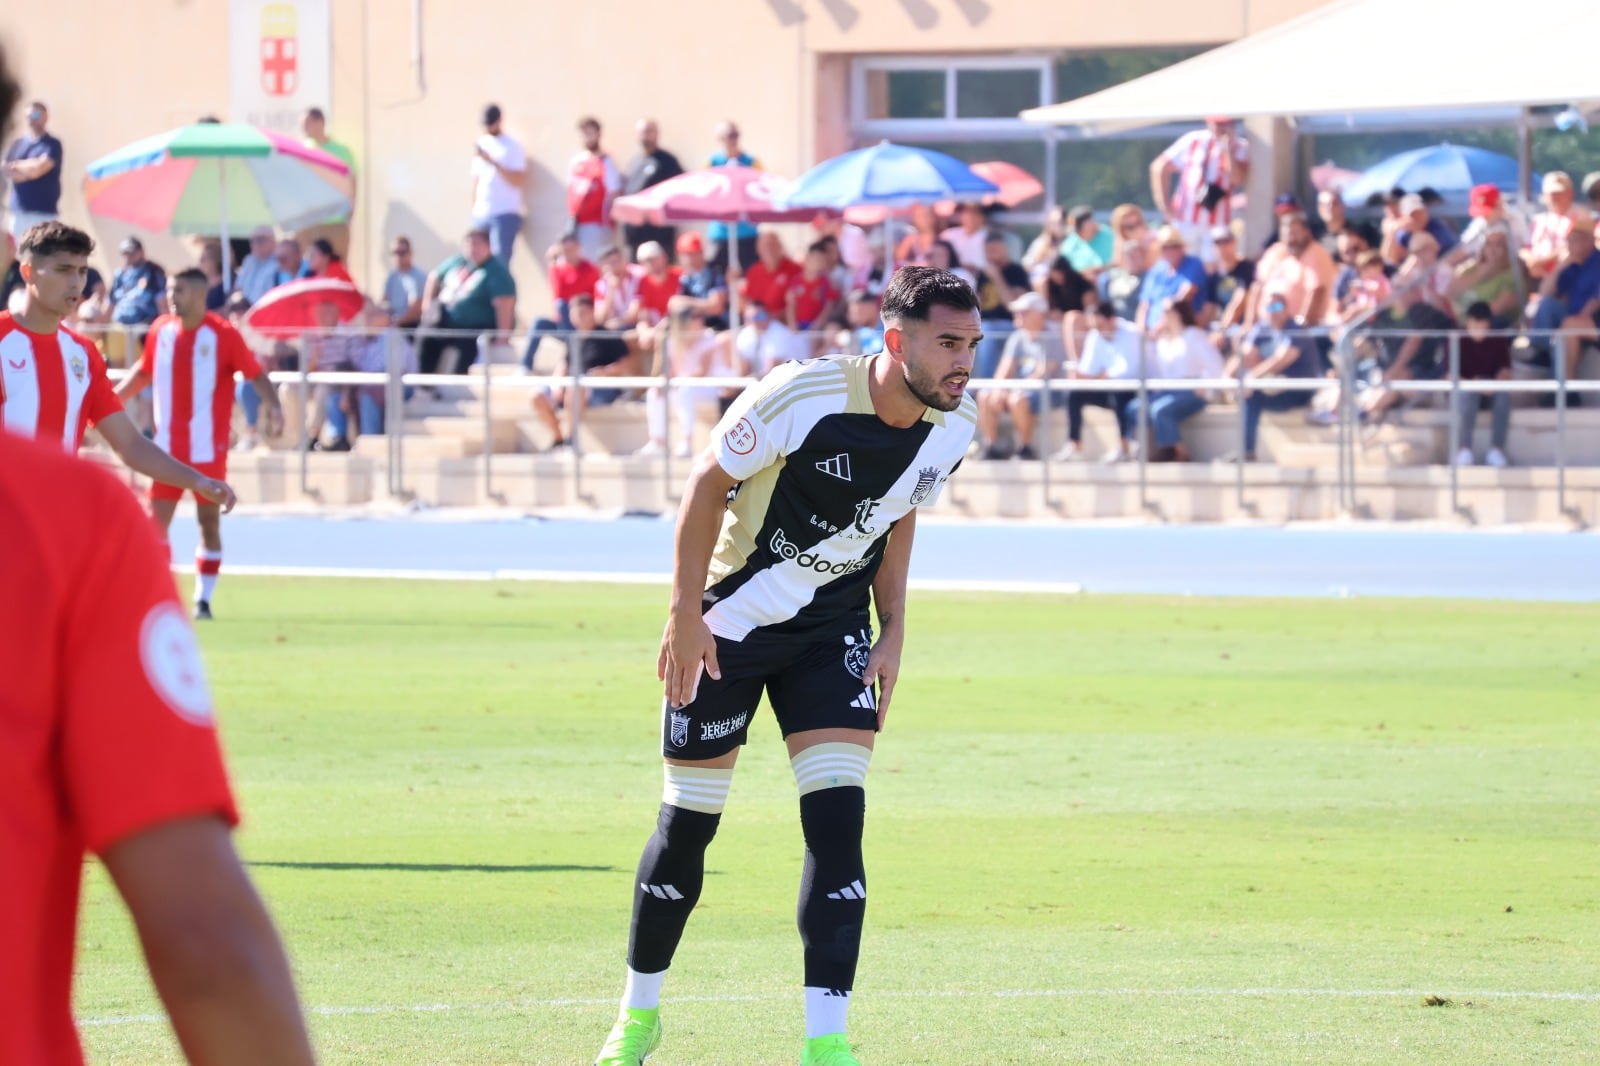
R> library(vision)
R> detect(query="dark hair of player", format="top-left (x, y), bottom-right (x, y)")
top-left (173, 267), bottom-right (209, 288)
top-left (878, 265), bottom-right (978, 327)
top-left (18, 220), bottom-right (94, 262)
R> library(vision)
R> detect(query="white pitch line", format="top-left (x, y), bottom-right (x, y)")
top-left (172, 564), bottom-right (1084, 595)
top-left (77, 985), bottom-right (1600, 1027)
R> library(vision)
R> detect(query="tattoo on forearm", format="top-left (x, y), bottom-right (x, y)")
top-left (877, 611), bottom-right (895, 629)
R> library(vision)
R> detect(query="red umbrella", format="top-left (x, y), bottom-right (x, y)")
top-left (610, 165), bottom-right (819, 226)
top-left (967, 161), bottom-right (1044, 207)
top-left (242, 277), bottom-right (365, 338)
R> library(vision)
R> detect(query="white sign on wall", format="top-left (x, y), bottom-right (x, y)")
top-left (229, 0), bottom-right (332, 134)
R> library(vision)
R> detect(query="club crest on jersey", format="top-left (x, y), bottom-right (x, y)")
top-left (909, 466), bottom-right (941, 505)
top-left (69, 352), bottom-right (86, 382)
top-left (842, 629), bottom-right (872, 680)
top-left (669, 711), bottom-right (691, 748)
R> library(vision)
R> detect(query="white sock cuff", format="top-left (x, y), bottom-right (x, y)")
top-left (662, 763), bottom-right (733, 814)
top-left (790, 742), bottom-right (871, 796)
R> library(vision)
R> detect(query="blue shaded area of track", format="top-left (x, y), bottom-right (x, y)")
top-left (164, 514), bottom-right (1600, 602)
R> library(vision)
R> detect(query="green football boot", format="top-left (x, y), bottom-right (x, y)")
top-left (593, 1006), bottom-right (662, 1065)
top-left (800, 1033), bottom-right (862, 1066)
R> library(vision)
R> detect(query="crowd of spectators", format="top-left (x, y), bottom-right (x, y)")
top-left (8, 99), bottom-right (1600, 466)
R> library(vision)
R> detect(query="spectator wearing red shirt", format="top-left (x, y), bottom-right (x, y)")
top-left (632, 241), bottom-right (682, 326)
top-left (567, 116), bottom-right (622, 262)
top-left (737, 230), bottom-right (800, 318)
top-left (522, 233), bottom-right (601, 371)
top-left (307, 237), bottom-right (354, 286)
top-left (787, 241), bottom-right (841, 332)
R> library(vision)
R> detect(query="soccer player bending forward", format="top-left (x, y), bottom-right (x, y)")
top-left (594, 266), bottom-right (981, 1066)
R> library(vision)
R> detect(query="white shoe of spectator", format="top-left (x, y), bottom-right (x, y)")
top-left (1454, 447), bottom-right (1475, 467)
top-left (1306, 408), bottom-right (1337, 426)
top-left (1485, 447), bottom-right (1509, 469)
top-left (1102, 448), bottom-right (1128, 465)
top-left (672, 442), bottom-right (694, 458)
top-left (234, 431), bottom-right (259, 453)
top-left (635, 440), bottom-right (666, 457)
top-left (1052, 442), bottom-right (1082, 462)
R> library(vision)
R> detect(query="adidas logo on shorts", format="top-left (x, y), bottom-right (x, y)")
top-left (849, 690), bottom-right (876, 711)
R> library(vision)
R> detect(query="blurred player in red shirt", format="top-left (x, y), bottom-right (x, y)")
top-left (0, 54), bottom-right (312, 1066)
top-left (116, 268), bottom-right (283, 620)
top-left (0, 221), bottom-right (238, 510)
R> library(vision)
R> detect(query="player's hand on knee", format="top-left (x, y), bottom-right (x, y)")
top-left (863, 630), bottom-right (903, 729)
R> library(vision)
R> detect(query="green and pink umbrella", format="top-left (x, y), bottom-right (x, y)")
top-left (83, 122), bottom-right (353, 288)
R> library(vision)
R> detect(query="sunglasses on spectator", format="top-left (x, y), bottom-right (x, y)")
top-left (391, 246), bottom-right (410, 255)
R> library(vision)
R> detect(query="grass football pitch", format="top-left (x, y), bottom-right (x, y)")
top-left (77, 578), bottom-right (1600, 1065)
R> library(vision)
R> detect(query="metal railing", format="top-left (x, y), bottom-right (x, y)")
top-left (84, 319), bottom-right (1599, 523)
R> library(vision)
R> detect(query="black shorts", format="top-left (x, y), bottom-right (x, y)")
top-left (661, 614), bottom-right (879, 760)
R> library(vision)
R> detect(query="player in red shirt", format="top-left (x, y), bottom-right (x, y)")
top-left (737, 230), bottom-right (801, 317)
top-left (0, 222), bottom-right (238, 509)
top-left (786, 241), bottom-right (842, 332)
top-left (0, 412), bottom-right (316, 1066)
top-left (116, 268), bottom-right (283, 620)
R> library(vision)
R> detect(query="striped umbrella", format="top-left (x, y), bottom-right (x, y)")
top-left (83, 122), bottom-right (353, 288)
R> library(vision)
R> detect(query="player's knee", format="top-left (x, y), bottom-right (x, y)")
top-left (793, 744), bottom-right (871, 858)
top-left (791, 742), bottom-right (870, 798)
top-left (658, 763), bottom-right (733, 848)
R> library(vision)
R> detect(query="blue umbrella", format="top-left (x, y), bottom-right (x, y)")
top-left (1340, 143), bottom-right (1536, 207)
top-left (778, 141), bottom-right (999, 210)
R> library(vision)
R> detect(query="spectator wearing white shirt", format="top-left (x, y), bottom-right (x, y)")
top-left (939, 202), bottom-right (990, 273)
top-left (232, 226), bottom-right (281, 305)
top-left (734, 304), bottom-right (803, 375)
top-left (1521, 171), bottom-right (1583, 282)
top-left (1058, 302), bottom-right (1144, 461)
top-left (472, 104), bottom-right (528, 267)
top-left (1123, 301), bottom-right (1222, 462)
top-left (637, 307), bottom-right (737, 458)
top-left (976, 292), bottom-right (1062, 461)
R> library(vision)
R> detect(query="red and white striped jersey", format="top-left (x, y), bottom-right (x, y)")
top-left (1161, 130), bottom-right (1250, 226)
top-left (1526, 210), bottom-right (1576, 266)
top-left (0, 312), bottom-right (122, 453)
top-left (137, 314), bottom-right (263, 466)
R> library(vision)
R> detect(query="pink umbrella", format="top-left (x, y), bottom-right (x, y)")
top-left (242, 278), bottom-right (365, 339)
top-left (1311, 161), bottom-right (1362, 193)
top-left (610, 165), bottom-right (817, 227)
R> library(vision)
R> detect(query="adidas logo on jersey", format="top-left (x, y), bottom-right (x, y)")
top-left (640, 882), bottom-right (685, 900)
top-left (815, 453), bottom-right (852, 481)
top-left (849, 690), bottom-right (876, 711)
top-left (826, 880), bottom-right (866, 901)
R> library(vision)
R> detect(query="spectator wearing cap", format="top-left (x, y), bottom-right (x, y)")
top-left (1060, 205), bottom-right (1114, 276)
top-left (940, 202), bottom-right (992, 274)
top-left (1151, 116), bottom-right (1250, 261)
top-left (1247, 211), bottom-right (1337, 328)
top-left (1235, 289), bottom-right (1321, 461)
top-left (109, 236), bottom-right (166, 331)
top-left (471, 104), bottom-right (528, 267)
top-left (233, 226), bottom-right (282, 305)
top-left (669, 232), bottom-right (729, 329)
top-left (1125, 300), bottom-right (1222, 462)
top-left (416, 227), bottom-right (516, 376)
top-left (1382, 192), bottom-right (1457, 267)
top-left (1526, 212), bottom-right (1600, 394)
top-left (567, 116), bottom-right (623, 262)
top-left (1259, 193), bottom-right (1327, 252)
top-left (3, 100), bottom-right (62, 241)
top-left (521, 233), bottom-right (600, 371)
top-left (1453, 183), bottom-right (1527, 265)
top-left (976, 292), bottom-right (1062, 461)
top-left (1135, 226), bottom-right (1208, 333)
top-left (1203, 224), bottom-right (1255, 331)
top-left (621, 119), bottom-right (684, 260)
top-left (1057, 302), bottom-right (1143, 462)
top-left (1522, 171), bottom-right (1583, 282)
top-left (707, 121), bottom-right (760, 271)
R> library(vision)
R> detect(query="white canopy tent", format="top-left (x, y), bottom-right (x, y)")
top-left (1020, 0), bottom-right (1600, 133)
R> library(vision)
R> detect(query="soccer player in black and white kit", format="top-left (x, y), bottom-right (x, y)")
top-left (593, 267), bottom-right (982, 1066)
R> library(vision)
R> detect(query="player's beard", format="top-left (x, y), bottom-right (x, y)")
top-left (902, 359), bottom-right (966, 412)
